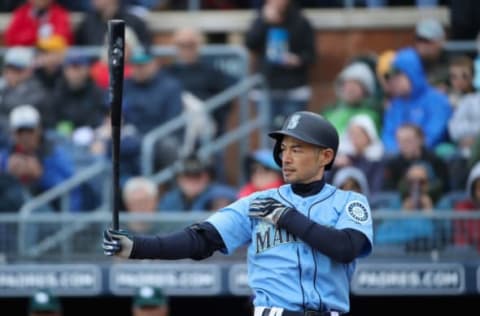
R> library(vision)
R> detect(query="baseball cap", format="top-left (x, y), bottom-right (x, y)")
top-left (3, 47), bottom-right (34, 69)
top-left (133, 286), bottom-right (167, 308)
top-left (29, 289), bottom-right (61, 312)
top-left (37, 34), bottom-right (68, 53)
top-left (415, 18), bottom-right (445, 41)
top-left (9, 105), bottom-right (41, 130)
top-left (130, 47), bottom-right (153, 64)
top-left (248, 149), bottom-right (280, 171)
top-left (64, 51), bottom-right (90, 66)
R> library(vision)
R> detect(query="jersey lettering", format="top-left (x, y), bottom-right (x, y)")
top-left (255, 222), bottom-right (298, 254)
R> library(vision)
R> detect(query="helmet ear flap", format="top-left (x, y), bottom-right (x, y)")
top-left (272, 139), bottom-right (283, 167)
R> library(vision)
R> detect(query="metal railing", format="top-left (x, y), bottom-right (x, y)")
top-left (1, 210), bottom-right (480, 263)
top-left (141, 73), bottom-right (271, 185)
top-left (16, 160), bottom-right (111, 258)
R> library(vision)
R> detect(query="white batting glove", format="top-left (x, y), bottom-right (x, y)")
top-left (248, 197), bottom-right (292, 226)
top-left (103, 228), bottom-right (134, 259)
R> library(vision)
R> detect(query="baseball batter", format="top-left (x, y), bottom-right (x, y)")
top-left (103, 111), bottom-right (373, 316)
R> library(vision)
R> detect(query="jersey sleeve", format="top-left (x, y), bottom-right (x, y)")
top-left (206, 196), bottom-right (253, 255)
top-left (335, 192), bottom-right (373, 257)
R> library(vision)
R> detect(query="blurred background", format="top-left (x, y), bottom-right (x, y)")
top-left (0, 0), bottom-right (480, 315)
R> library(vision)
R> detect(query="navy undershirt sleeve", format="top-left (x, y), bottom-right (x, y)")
top-left (277, 209), bottom-right (368, 263)
top-left (130, 222), bottom-right (225, 260)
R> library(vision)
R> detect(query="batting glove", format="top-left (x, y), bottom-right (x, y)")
top-left (103, 228), bottom-right (134, 258)
top-left (248, 197), bottom-right (292, 226)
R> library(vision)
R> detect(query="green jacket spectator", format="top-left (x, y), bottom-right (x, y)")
top-left (322, 61), bottom-right (381, 137)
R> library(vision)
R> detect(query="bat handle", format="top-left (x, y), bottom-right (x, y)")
top-left (112, 125), bottom-right (121, 231)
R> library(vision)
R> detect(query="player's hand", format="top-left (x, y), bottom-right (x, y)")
top-left (248, 197), bottom-right (292, 226)
top-left (103, 228), bottom-right (134, 258)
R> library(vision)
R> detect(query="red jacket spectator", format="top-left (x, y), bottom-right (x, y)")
top-left (5, 0), bottom-right (73, 46)
top-left (454, 162), bottom-right (480, 252)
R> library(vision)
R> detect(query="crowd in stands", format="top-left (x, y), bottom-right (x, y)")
top-left (0, 0), bottom-right (480, 256)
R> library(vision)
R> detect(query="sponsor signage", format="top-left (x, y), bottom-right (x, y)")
top-left (109, 263), bottom-right (221, 295)
top-left (0, 264), bottom-right (102, 296)
top-left (351, 263), bottom-right (465, 295)
top-left (228, 264), bottom-right (251, 295)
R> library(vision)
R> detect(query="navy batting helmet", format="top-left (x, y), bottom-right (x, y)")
top-left (268, 111), bottom-right (339, 170)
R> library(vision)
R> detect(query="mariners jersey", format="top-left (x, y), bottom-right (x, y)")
top-left (206, 183), bottom-right (373, 313)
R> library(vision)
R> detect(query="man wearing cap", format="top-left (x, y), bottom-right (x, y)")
top-left (0, 104), bottom-right (82, 211)
top-left (159, 155), bottom-right (236, 212)
top-left (29, 289), bottom-right (62, 316)
top-left (50, 51), bottom-right (105, 132)
top-left (132, 286), bottom-right (169, 316)
top-left (123, 48), bottom-right (183, 135)
top-left (0, 47), bottom-right (48, 136)
top-left (414, 18), bottom-right (450, 87)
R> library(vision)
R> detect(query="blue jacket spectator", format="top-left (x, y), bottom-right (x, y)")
top-left (123, 49), bottom-right (183, 135)
top-left (0, 105), bottom-right (82, 212)
top-left (159, 156), bottom-right (235, 212)
top-left (381, 48), bottom-right (452, 153)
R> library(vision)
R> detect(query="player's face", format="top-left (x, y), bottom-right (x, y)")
top-left (280, 136), bottom-right (333, 184)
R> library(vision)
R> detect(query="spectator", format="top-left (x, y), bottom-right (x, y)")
top-left (28, 289), bottom-right (62, 316)
top-left (332, 166), bottom-right (369, 197)
top-left (0, 47), bottom-right (48, 138)
top-left (453, 162), bottom-right (480, 252)
top-left (245, 0), bottom-right (316, 129)
top-left (123, 48), bottom-right (183, 135)
top-left (413, 18), bottom-right (450, 88)
top-left (447, 55), bottom-right (475, 109)
top-left (0, 105), bottom-right (82, 211)
top-left (204, 185), bottom-right (238, 212)
top-left (34, 34), bottom-right (68, 95)
top-left (4, 0), bottom-right (73, 47)
top-left (50, 51), bottom-right (106, 133)
top-left (448, 90), bottom-right (480, 159)
top-left (375, 162), bottom-right (438, 252)
top-left (75, 0), bottom-right (152, 48)
top-left (159, 156), bottom-right (234, 212)
top-left (166, 27), bottom-right (237, 136)
top-left (90, 113), bottom-right (142, 186)
top-left (90, 26), bottom-right (139, 90)
top-left (375, 50), bottom-right (396, 103)
top-left (237, 148), bottom-right (283, 198)
top-left (123, 176), bottom-right (160, 234)
top-left (381, 47), bottom-right (452, 153)
top-left (383, 124), bottom-right (450, 193)
top-left (132, 286), bottom-right (169, 316)
top-left (323, 61), bottom-right (381, 140)
top-left (332, 114), bottom-right (384, 193)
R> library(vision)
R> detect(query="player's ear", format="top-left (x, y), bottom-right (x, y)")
top-left (320, 148), bottom-right (334, 168)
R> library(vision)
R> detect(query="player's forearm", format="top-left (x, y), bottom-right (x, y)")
top-left (130, 222), bottom-right (225, 260)
top-left (278, 210), bottom-right (367, 263)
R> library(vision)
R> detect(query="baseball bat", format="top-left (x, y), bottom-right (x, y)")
top-left (107, 20), bottom-right (125, 231)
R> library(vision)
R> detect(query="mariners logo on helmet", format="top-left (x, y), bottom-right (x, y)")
top-left (268, 111), bottom-right (339, 170)
top-left (346, 200), bottom-right (369, 224)
top-left (286, 114), bottom-right (301, 130)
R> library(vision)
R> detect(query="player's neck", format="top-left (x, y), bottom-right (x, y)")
top-left (291, 177), bottom-right (325, 197)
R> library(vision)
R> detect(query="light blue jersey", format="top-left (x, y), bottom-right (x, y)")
top-left (207, 183), bottom-right (373, 313)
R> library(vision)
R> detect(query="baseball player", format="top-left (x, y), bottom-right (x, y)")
top-left (103, 111), bottom-right (373, 316)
